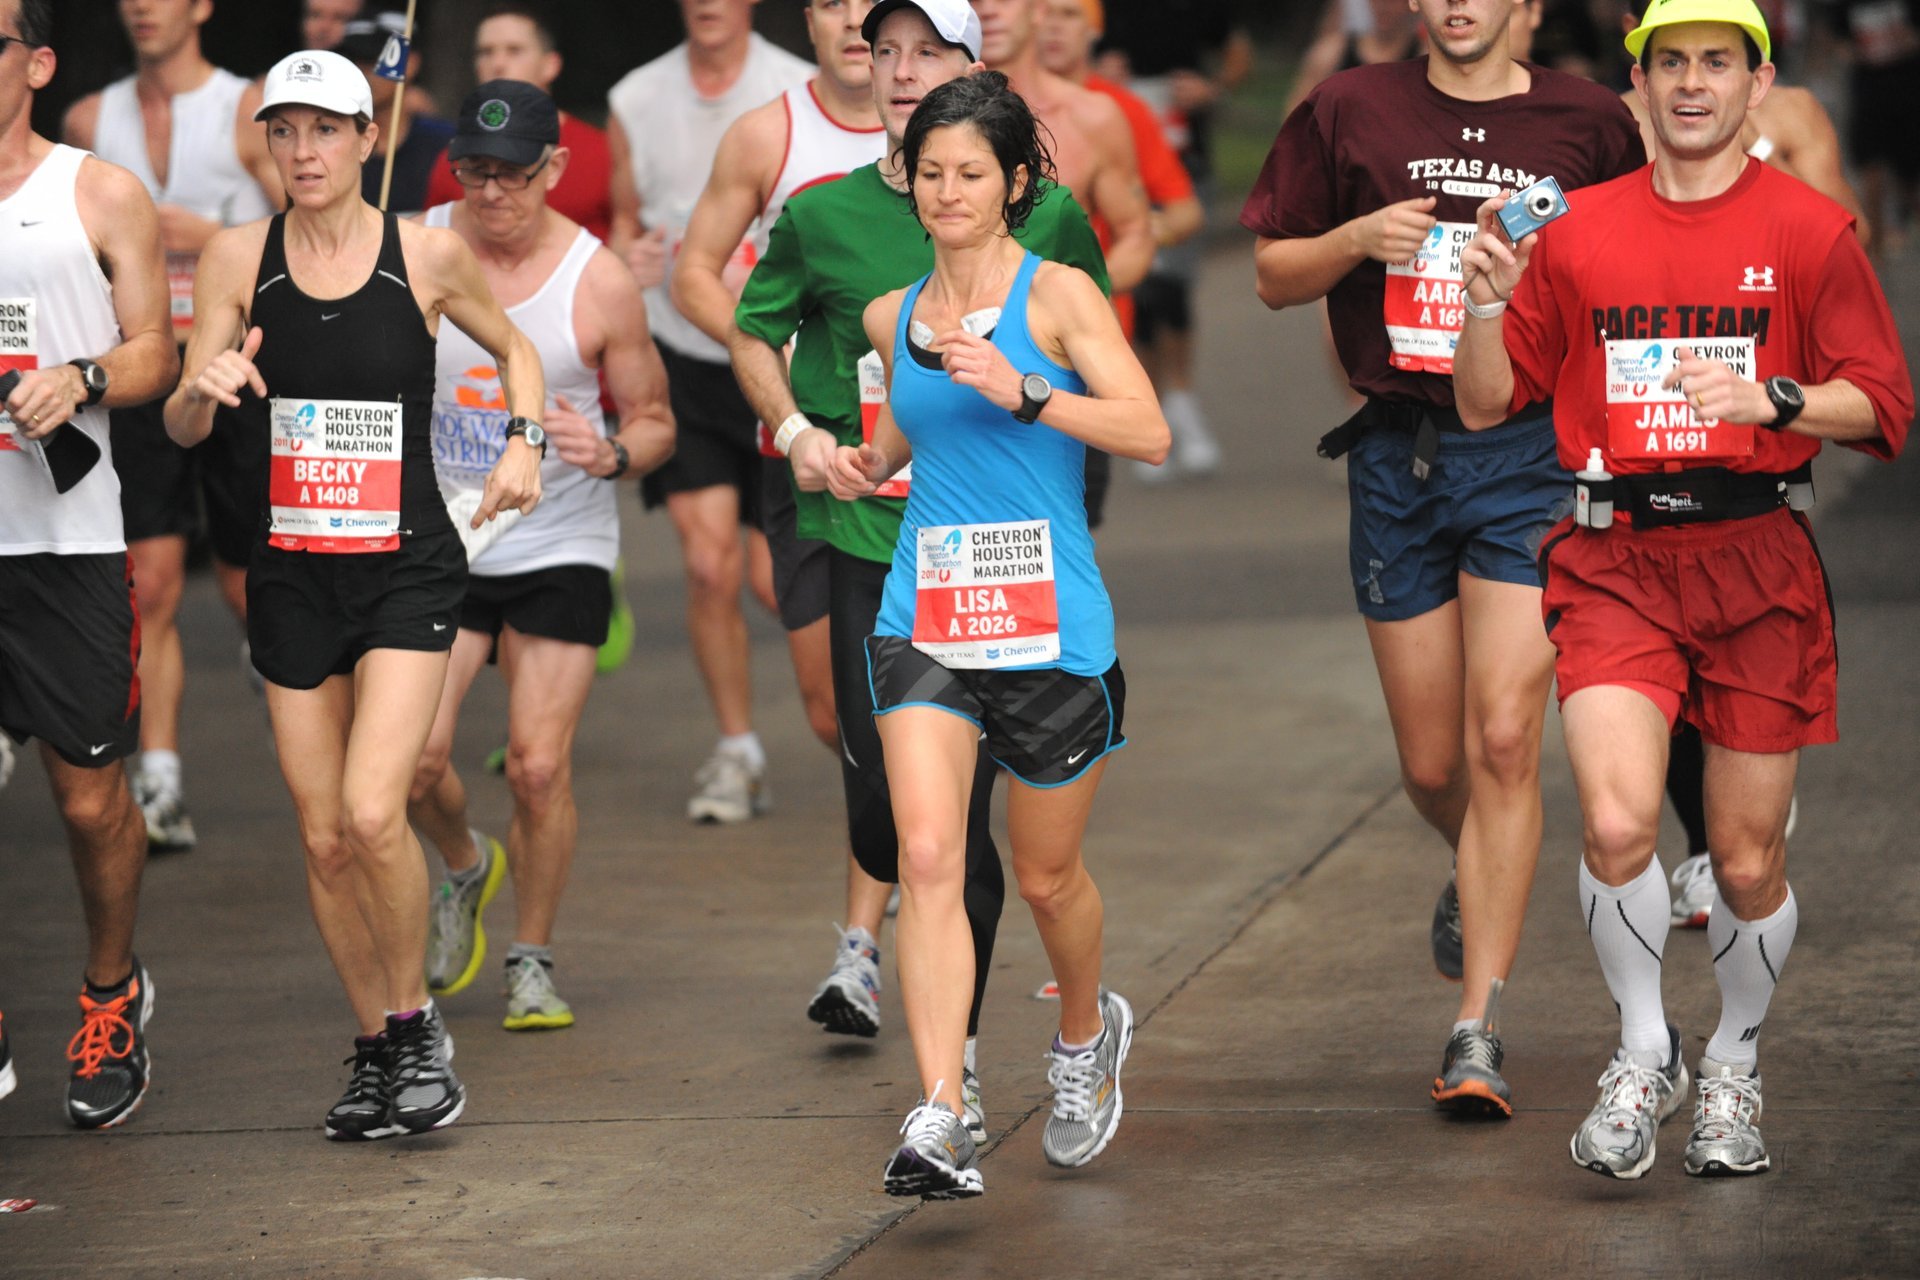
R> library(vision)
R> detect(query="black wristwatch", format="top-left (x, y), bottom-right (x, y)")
top-left (605, 438), bottom-right (630, 480)
top-left (67, 358), bottom-right (109, 406)
top-left (1013, 372), bottom-right (1052, 424)
top-left (1762, 376), bottom-right (1805, 431)
top-left (505, 415), bottom-right (547, 456)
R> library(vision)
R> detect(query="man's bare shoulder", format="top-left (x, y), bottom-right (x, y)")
top-left (62, 92), bottom-right (105, 148)
top-left (73, 153), bottom-right (155, 222)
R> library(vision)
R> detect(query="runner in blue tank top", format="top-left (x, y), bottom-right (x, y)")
top-left (825, 69), bottom-right (1169, 1201)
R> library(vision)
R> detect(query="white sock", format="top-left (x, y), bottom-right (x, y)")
top-left (1580, 858), bottom-right (1671, 1057)
top-left (1704, 884), bottom-right (1797, 1070)
top-left (141, 749), bottom-right (181, 791)
top-left (718, 732), bottom-right (764, 771)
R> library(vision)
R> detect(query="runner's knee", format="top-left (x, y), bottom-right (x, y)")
top-left (410, 743), bottom-right (452, 803)
top-left (897, 829), bottom-right (966, 895)
top-left (1467, 711), bottom-right (1542, 787)
top-left (1015, 859), bottom-right (1086, 923)
top-left (1582, 799), bottom-right (1659, 877)
top-left (340, 794), bottom-right (408, 858)
top-left (59, 776), bottom-right (133, 841)
top-left (682, 534), bottom-right (743, 600)
top-left (504, 744), bottom-right (569, 812)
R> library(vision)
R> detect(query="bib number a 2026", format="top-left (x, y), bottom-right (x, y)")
top-left (912, 519), bottom-right (1058, 668)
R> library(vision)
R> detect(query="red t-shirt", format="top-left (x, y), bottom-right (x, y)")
top-left (424, 111), bottom-right (614, 243)
top-left (1239, 58), bottom-right (1643, 406)
top-left (1503, 159), bottom-right (1912, 474)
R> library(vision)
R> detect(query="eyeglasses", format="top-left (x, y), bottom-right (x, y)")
top-left (0, 34), bottom-right (41, 56)
top-left (449, 156), bottom-right (549, 190)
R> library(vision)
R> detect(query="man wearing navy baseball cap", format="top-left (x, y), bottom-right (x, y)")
top-left (447, 78), bottom-right (560, 168)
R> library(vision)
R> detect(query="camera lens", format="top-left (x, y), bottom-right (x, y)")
top-left (1527, 190), bottom-right (1556, 218)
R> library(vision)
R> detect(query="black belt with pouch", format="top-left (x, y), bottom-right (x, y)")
top-left (1614, 463), bottom-right (1814, 528)
top-left (1319, 398), bottom-right (1549, 481)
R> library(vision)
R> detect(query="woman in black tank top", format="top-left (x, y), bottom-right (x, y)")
top-left (163, 50), bottom-right (546, 1142)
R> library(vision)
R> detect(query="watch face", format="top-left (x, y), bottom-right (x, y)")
top-left (1773, 377), bottom-right (1804, 407)
top-left (1023, 373), bottom-right (1051, 401)
top-left (524, 424), bottom-right (547, 446)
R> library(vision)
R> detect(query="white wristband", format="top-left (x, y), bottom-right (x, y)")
top-left (772, 413), bottom-right (812, 456)
top-left (1461, 293), bottom-right (1508, 321)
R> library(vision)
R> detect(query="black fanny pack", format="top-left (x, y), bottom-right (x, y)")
top-left (1615, 464), bottom-right (1813, 528)
top-left (1318, 398), bottom-right (1551, 481)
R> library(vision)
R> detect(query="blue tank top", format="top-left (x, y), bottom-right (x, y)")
top-left (874, 251), bottom-right (1113, 675)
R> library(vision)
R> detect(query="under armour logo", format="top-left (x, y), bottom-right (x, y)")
top-left (1462, 127), bottom-right (1486, 142)
top-left (1740, 265), bottom-right (1776, 291)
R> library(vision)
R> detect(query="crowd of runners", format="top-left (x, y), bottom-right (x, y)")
top-left (0, 0), bottom-right (1911, 1201)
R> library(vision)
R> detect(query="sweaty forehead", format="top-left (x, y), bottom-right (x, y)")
top-left (1647, 20), bottom-right (1746, 58)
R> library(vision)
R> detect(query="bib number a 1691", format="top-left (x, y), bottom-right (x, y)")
top-left (1604, 337), bottom-right (1757, 461)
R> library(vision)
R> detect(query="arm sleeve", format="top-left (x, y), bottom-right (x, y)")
top-left (733, 203), bottom-right (810, 348)
top-left (1805, 231), bottom-right (1914, 460)
top-left (1238, 96), bottom-right (1338, 240)
top-left (1502, 231), bottom-right (1568, 416)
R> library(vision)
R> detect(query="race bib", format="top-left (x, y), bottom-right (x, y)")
top-left (858, 350), bottom-right (910, 499)
top-left (1604, 338), bottom-right (1756, 461)
top-left (0, 297), bottom-right (36, 452)
top-left (912, 520), bottom-right (1059, 669)
top-left (268, 397), bottom-right (404, 552)
top-left (1384, 221), bottom-right (1474, 375)
top-left (166, 252), bottom-right (198, 334)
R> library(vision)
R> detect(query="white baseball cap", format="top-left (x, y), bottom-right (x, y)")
top-left (254, 50), bottom-right (376, 123)
top-left (861, 0), bottom-right (983, 60)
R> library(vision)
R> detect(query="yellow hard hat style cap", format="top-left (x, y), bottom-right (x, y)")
top-left (1625, 0), bottom-right (1772, 65)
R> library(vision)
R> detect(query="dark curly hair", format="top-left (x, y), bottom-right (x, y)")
top-left (901, 71), bottom-right (1055, 236)
top-left (15, 0), bottom-right (52, 46)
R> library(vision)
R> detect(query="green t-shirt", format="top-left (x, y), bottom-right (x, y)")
top-left (734, 163), bottom-right (1110, 563)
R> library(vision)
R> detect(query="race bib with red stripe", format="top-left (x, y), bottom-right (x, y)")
top-left (268, 397), bottom-right (404, 552)
top-left (166, 252), bottom-right (198, 336)
top-left (1604, 338), bottom-right (1757, 462)
top-left (0, 297), bottom-right (36, 452)
top-left (912, 519), bottom-right (1059, 668)
top-left (1384, 221), bottom-right (1473, 375)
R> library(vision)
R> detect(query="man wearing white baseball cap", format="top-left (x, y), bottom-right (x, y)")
top-left (168, 45), bottom-right (547, 1142)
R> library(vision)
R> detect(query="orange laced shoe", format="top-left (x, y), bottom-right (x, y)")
top-left (65, 960), bottom-right (153, 1129)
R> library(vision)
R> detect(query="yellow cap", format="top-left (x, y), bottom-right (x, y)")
top-left (1625, 0), bottom-right (1771, 65)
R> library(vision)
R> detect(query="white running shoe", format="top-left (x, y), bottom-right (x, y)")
top-left (1685, 1057), bottom-right (1769, 1176)
top-left (1670, 853), bottom-right (1716, 928)
top-left (1569, 1026), bottom-right (1689, 1179)
top-left (883, 1093), bottom-right (982, 1200)
top-left (961, 1066), bottom-right (986, 1144)
top-left (1042, 989), bottom-right (1134, 1168)
top-left (687, 747), bottom-right (769, 824)
top-left (806, 925), bottom-right (881, 1037)
top-left (131, 769), bottom-right (197, 852)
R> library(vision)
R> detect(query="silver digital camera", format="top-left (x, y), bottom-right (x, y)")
top-left (1497, 176), bottom-right (1570, 241)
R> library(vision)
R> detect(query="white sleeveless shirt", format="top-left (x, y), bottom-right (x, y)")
top-left (606, 33), bottom-right (811, 363)
top-left (0, 146), bottom-right (125, 555)
top-left (92, 68), bottom-right (275, 335)
top-left (425, 206), bottom-right (617, 576)
top-left (765, 83), bottom-right (887, 231)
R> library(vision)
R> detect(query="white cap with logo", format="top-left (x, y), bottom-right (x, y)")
top-left (254, 50), bottom-right (376, 123)
top-left (861, 0), bottom-right (984, 60)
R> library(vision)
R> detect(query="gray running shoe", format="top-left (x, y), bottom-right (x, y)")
top-left (807, 925), bottom-right (881, 1037)
top-left (1569, 1025), bottom-right (1689, 1179)
top-left (1432, 876), bottom-right (1463, 981)
top-left (687, 747), bottom-right (770, 824)
top-left (961, 1066), bottom-right (986, 1144)
top-left (385, 1004), bottom-right (464, 1135)
top-left (884, 1096), bottom-right (982, 1199)
top-left (1670, 853), bottom-right (1716, 928)
top-left (425, 831), bottom-right (505, 997)
top-left (1432, 1025), bottom-right (1512, 1117)
top-left (502, 954), bottom-right (574, 1031)
top-left (132, 770), bottom-right (197, 853)
top-left (1685, 1058), bottom-right (1769, 1176)
top-left (1042, 989), bottom-right (1134, 1168)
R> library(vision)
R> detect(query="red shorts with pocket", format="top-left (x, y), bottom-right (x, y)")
top-left (1536, 507), bottom-right (1837, 754)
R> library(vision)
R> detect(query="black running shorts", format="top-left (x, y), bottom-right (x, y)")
top-left (866, 634), bottom-right (1127, 787)
top-left (110, 395), bottom-right (198, 544)
top-left (460, 562), bottom-right (613, 661)
top-left (0, 552), bottom-right (141, 767)
top-left (246, 530), bottom-right (465, 690)
top-left (640, 339), bottom-right (763, 528)
top-left (761, 457), bottom-right (830, 631)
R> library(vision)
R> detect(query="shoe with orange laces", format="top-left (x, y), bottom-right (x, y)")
top-left (1, 1010), bottom-right (16, 1101)
top-left (65, 958), bottom-right (154, 1129)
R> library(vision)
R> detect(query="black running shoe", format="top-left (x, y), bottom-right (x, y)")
top-left (65, 958), bottom-right (154, 1129)
top-left (386, 1005), bottom-right (465, 1134)
top-left (1, 1009), bottom-right (16, 1102)
top-left (325, 1034), bottom-right (400, 1141)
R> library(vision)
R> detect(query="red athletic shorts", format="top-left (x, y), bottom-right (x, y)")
top-left (1536, 507), bottom-right (1837, 754)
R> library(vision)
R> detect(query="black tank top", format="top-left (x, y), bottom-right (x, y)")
top-left (245, 210), bottom-right (449, 545)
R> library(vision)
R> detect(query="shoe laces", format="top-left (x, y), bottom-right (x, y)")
top-left (1671, 854), bottom-right (1715, 896)
top-left (829, 925), bottom-right (877, 977)
top-left (900, 1088), bottom-right (954, 1144)
top-left (694, 749), bottom-right (752, 790)
top-left (1449, 1026), bottom-right (1502, 1072)
top-left (1046, 1041), bottom-right (1102, 1122)
top-left (1594, 1056), bottom-right (1670, 1126)
top-left (1696, 1070), bottom-right (1762, 1134)
top-left (341, 1041), bottom-right (387, 1101)
top-left (66, 990), bottom-right (136, 1080)
top-left (387, 1014), bottom-right (446, 1082)
top-left (505, 955), bottom-right (556, 1006)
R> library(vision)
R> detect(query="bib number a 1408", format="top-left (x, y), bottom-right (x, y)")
top-left (268, 397), bottom-right (404, 552)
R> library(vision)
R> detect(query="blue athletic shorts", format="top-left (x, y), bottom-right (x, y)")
top-left (1346, 412), bottom-right (1570, 622)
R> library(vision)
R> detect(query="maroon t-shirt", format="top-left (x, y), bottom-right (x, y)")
top-left (1240, 58), bottom-right (1643, 408)
top-left (425, 111), bottom-right (615, 243)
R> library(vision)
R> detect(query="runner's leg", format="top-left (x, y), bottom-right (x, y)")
top-left (787, 614), bottom-right (838, 751)
top-left (1365, 606), bottom-right (1469, 843)
top-left (1008, 762), bottom-right (1109, 1046)
top-left (408, 629), bottom-right (493, 873)
top-left (42, 748), bottom-right (147, 988)
top-left (496, 628), bottom-right (598, 948)
top-left (668, 483), bottom-right (754, 738)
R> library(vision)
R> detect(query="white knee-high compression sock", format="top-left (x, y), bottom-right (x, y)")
top-left (1580, 857), bottom-right (1672, 1058)
top-left (1704, 884), bottom-right (1798, 1070)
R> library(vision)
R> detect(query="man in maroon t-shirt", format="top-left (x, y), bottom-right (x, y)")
top-left (1240, 0), bottom-right (1642, 1119)
top-left (423, 3), bottom-right (614, 241)
top-left (1455, 0), bottom-right (1910, 1180)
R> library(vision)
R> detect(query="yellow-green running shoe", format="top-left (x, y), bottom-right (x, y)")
top-left (426, 831), bottom-right (507, 997)
top-left (596, 558), bottom-right (634, 675)
top-left (503, 954), bottom-right (574, 1031)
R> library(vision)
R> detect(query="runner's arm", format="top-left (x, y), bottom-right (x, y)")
top-left (60, 92), bottom-right (101, 150)
top-left (588, 251), bottom-right (675, 477)
top-left (236, 81), bottom-right (291, 214)
top-left (1083, 94), bottom-right (1155, 293)
top-left (163, 225), bottom-right (257, 446)
top-left (671, 102), bottom-right (782, 345)
top-left (826, 294), bottom-right (911, 500)
top-left (1775, 90), bottom-right (1869, 247)
top-left (1252, 195), bottom-right (1438, 309)
top-left (606, 113), bottom-right (666, 285)
top-left (8, 159), bottom-right (178, 438)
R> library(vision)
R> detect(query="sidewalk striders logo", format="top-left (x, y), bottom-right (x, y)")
top-left (1739, 265), bottom-right (1776, 293)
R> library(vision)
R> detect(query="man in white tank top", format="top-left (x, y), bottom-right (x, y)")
top-left (672, 0), bottom-right (894, 1033)
top-left (0, 0), bottom-right (180, 1128)
top-left (606, 0), bottom-right (812, 826)
top-left (62, 0), bottom-right (285, 857)
top-left (406, 81), bottom-right (674, 1032)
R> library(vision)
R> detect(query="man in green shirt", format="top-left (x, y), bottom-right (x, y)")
top-left (728, 0), bottom-right (1109, 1144)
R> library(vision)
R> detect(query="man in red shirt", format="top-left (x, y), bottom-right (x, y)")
top-left (423, 2), bottom-right (613, 241)
top-left (1455, 0), bottom-right (1911, 1181)
top-left (1242, 0), bottom-right (1643, 1120)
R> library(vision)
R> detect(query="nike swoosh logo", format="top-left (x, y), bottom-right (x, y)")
top-left (320, 312), bottom-right (341, 321)
top-left (432, 623), bottom-right (447, 631)
top-left (21, 219), bottom-right (43, 227)
top-left (1066, 748), bottom-right (1089, 765)
top-left (88, 743), bottom-right (110, 756)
